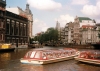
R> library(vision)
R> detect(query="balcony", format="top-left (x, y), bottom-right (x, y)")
top-left (65, 34), bottom-right (68, 36)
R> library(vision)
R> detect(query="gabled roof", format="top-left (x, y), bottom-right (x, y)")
top-left (82, 25), bottom-right (95, 28)
top-left (6, 7), bottom-right (27, 18)
top-left (6, 7), bottom-right (19, 15)
top-left (78, 17), bottom-right (92, 22)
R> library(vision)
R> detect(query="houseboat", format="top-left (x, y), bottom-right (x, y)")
top-left (20, 48), bottom-right (79, 64)
top-left (0, 44), bottom-right (15, 52)
top-left (75, 50), bottom-right (100, 65)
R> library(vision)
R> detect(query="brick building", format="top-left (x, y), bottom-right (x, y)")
top-left (0, 0), bottom-right (33, 48)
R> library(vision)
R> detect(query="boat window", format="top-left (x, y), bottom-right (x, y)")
top-left (42, 53), bottom-right (47, 59)
top-left (30, 51), bottom-right (36, 58)
top-left (34, 52), bottom-right (40, 58)
top-left (25, 51), bottom-right (32, 57)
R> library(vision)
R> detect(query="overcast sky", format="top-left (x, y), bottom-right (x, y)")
top-left (6, 0), bottom-right (100, 36)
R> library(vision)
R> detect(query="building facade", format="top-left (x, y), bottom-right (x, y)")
top-left (73, 16), bottom-right (81, 44)
top-left (0, 0), bottom-right (6, 43)
top-left (56, 21), bottom-right (61, 41)
top-left (5, 10), bottom-right (28, 47)
top-left (0, 1), bottom-right (33, 48)
top-left (81, 25), bottom-right (99, 44)
top-left (60, 22), bottom-right (74, 44)
top-left (95, 24), bottom-right (100, 42)
top-left (63, 22), bottom-right (74, 44)
top-left (6, 4), bottom-right (33, 38)
top-left (59, 16), bottom-right (99, 45)
top-left (60, 27), bottom-right (65, 43)
top-left (25, 4), bottom-right (33, 38)
top-left (73, 16), bottom-right (96, 44)
top-left (67, 22), bottom-right (74, 43)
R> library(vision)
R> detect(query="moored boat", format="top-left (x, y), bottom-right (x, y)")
top-left (75, 50), bottom-right (100, 65)
top-left (0, 44), bottom-right (15, 52)
top-left (20, 48), bottom-right (79, 64)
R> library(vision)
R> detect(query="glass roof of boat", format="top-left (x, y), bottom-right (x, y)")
top-left (24, 48), bottom-right (77, 59)
top-left (28, 48), bottom-right (76, 54)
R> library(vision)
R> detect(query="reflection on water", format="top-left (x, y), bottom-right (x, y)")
top-left (0, 53), bottom-right (11, 69)
top-left (2, 60), bottom-right (99, 71)
top-left (0, 47), bottom-right (100, 71)
top-left (0, 53), bottom-right (11, 61)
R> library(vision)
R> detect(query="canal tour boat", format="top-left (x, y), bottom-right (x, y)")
top-left (20, 48), bottom-right (79, 64)
top-left (75, 50), bottom-right (100, 65)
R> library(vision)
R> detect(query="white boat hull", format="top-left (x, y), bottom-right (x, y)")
top-left (75, 57), bottom-right (100, 65)
top-left (20, 55), bottom-right (76, 64)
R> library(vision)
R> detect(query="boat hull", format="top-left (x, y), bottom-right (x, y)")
top-left (0, 44), bottom-right (15, 52)
top-left (0, 48), bottom-right (15, 52)
top-left (20, 55), bottom-right (76, 65)
top-left (75, 57), bottom-right (100, 65)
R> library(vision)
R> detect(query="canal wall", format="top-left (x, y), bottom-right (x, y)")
top-left (46, 44), bottom-right (94, 49)
top-left (15, 45), bottom-right (28, 48)
top-left (69, 45), bottom-right (94, 49)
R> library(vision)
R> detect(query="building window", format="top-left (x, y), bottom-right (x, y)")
top-left (6, 19), bottom-right (10, 34)
top-left (23, 24), bottom-right (26, 36)
top-left (19, 23), bottom-right (23, 36)
top-left (0, 20), bottom-right (4, 28)
top-left (2, 34), bottom-right (3, 40)
top-left (16, 22), bottom-right (19, 35)
top-left (0, 12), bottom-right (3, 17)
top-left (0, 34), bottom-right (4, 40)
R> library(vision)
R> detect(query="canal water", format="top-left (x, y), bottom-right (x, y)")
top-left (0, 46), bottom-right (100, 71)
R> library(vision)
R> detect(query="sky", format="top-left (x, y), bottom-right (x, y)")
top-left (6, 0), bottom-right (100, 36)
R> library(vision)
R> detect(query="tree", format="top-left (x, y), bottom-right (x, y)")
top-left (29, 37), bottom-right (33, 44)
top-left (46, 27), bottom-right (58, 41)
top-left (33, 27), bottom-right (59, 45)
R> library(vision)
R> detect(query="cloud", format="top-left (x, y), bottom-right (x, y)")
top-left (71, 0), bottom-right (89, 5)
top-left (33, 18), bottom-right (49, 35)
top-left (63, 5), bottom-right (73, 11)
top-left (27, 0), bottom-right (62, 11)
top-left (55, 14), bottom-right (74, 27)
top-left (81, 1), bottom-right (100, 19)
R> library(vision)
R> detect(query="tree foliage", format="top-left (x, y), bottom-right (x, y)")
top-left (32, 27), bottom-right (59, 43)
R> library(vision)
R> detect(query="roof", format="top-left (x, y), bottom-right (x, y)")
top-left (82, 25), bottom-right (95, 28)
top-left (25, 4), bottom-right (32, 15)
top-left (6, 7), bottom-right (27, 18)
top-left (6, 7), bottom-right (19, 15)
top-left (78, 17), bottom-right (92, 22)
